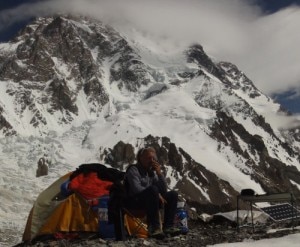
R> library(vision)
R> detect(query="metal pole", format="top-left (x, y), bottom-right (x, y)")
top-left (237, 196), bottom-right (240, 232)
top-left (291, 194), bottom-right (294, 230)
top-left (250, 202), bottom-right (254, 233)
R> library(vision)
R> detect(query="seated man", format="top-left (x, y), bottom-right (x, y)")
top-left (124, 147), bottom-right (180, 238)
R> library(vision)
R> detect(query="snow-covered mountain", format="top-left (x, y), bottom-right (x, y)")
top-left (0, 15), bottom-right (299, 246)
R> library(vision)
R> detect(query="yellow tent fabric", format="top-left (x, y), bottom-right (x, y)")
top-left (38, 193), bottom-right (98, 235)
top-left (123, 213), bottom-right (148, 238)
top-left (22, 173), bottom-right (99, 241)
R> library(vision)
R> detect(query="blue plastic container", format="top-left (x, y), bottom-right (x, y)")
top-left (96, 195), bottom-right (115, 239)
top-left (175, 203), bottom-right (189, 234)
top-left (60, 180), bottom-right (72, 197)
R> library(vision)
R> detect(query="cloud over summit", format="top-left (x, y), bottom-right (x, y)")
top-left (0, 0), bottom-right (299, 96)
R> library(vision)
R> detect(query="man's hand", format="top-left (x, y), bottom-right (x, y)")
top-left (151, 160), bottom-right (162, 175)
top-left (159, 193), bottom-right (167, 204)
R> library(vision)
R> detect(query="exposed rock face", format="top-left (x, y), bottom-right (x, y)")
top-left (110, 48), bottom-right (152, 92)
top-left (0, 16), bottom-right (132, 134)
top-left (218, 61), bottom-right (261, 98)
top-left (186, 44), bottom-right (230, 85)
top-left (210, 111), bottom-right (300, 199)
top-left (36, 157), bottom-right (48, 177)
top-left (100, 129), bottom-right (300, 214)
top-left (103, 141), bottom-right (135, 170)
top-left (101, 135), bottom-right (240, 214)
top-left (0, 106), bottom-right (16, 135)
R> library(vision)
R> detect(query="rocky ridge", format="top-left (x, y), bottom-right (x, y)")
top-left (100, 135), bottom-right (300, 213)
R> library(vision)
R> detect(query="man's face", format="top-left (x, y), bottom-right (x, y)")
top-left (140, 149), bottom-right (157, 170)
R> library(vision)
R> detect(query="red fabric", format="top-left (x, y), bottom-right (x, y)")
top-left (69, 172), bottom-right (113, 201)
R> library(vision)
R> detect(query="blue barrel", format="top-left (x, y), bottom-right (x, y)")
top-left (60, 180), bottom-right (72, 197)
top-left (96, 195), bottom-right (115, 239)
top-left (175, 206), bottom-right (189, 234)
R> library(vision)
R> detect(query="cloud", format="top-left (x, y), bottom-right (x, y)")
top-left (0, 0), bottom-right (299, 96)
top-left (264, 111), bottom-right (300, 130)
top-left (234, 7), bottom-right (300, 95)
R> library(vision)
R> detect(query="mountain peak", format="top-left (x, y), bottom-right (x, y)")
top-left (0, 15), bottom-right (299, 246)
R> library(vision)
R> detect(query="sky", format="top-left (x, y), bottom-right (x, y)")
top-left (0, 0), bottom-right (299, 112)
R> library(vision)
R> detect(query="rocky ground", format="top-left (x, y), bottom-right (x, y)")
top-left (14, 218), bottom-right (300, 247)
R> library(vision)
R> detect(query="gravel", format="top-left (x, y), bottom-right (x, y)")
top-left (14, 219), bottom-right (300, 247)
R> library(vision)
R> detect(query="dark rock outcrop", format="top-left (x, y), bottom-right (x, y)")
top-left (36, 157), bottom-right (48, 177)
top-left (210, 111), bottom-right (300, 199)
top-left (100, 135), bottom-right (240, 214)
